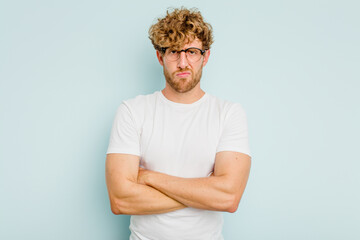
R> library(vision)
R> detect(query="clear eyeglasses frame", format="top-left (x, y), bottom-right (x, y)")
top-left (161, 47), bottom-right (207, 62)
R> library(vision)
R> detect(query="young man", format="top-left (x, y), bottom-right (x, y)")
top-left (106, 7), bottom-right (251, 240)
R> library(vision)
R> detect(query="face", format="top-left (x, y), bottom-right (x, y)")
top-left (157, 39), bottom-right (210, 93)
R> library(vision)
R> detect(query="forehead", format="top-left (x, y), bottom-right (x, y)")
top-left (170, 38), bottom-right (202, 50)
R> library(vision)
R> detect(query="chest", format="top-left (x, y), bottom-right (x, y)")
top-left (139, 107), bottom-right (221, 178)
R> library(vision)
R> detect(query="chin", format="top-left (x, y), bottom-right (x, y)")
top-left (174, 83), bottom-right (198, 93)
top-left (174, 88), bottom-right (190, 93)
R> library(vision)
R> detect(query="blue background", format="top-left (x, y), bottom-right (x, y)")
top-left (1, 0), bottom-right (359, 239)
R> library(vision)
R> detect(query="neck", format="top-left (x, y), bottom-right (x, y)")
top-left (161, 85), bottom-right (205, 104)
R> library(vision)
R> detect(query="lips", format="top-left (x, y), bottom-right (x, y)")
top-left (176, 71), bottom-right (191, 77)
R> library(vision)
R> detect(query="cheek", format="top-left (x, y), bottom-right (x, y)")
top-left (163, 63), bottom-right (175, 73)
top-left (193, 63), bottom-right (202, 73)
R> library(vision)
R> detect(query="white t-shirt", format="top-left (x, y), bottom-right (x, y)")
top-left (107, 90), bottom-right (251, 240)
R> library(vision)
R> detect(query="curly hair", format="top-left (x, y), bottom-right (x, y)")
top-left (148, 7), bottom-right (214, 52)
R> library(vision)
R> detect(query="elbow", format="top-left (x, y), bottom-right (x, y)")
top-left (109, 197), bottom-right (129, 215)
top-left (110, 200), bottom-right (123, 215)
top-left (107, 183), bottom-right (136, 215)
top-left (226, 202), bottom-right (239, 213)
top-left (111, 207), bottom-right (122, 215)
top-left (224, 194), bottom-right (241, 213)
top-left (212, 192), bottom-right (240, 213)
top-left (110, 203), bottom-right (122, 215)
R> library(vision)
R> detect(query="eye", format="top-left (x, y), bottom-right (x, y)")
top-left (169, 50), bottom-right (177, 54)
top-left (187, 49), bottom-right (200, 55)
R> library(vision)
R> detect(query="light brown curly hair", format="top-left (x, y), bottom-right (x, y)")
top-left (149, 7), bottom-right (214, 52)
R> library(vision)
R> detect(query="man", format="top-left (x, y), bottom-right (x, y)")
top-left (105, 7), bottom-right (251, 240)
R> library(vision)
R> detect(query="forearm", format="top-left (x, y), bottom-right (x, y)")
top-left (143, 172), bottom-right (237, 212)
top-left (109, 180), bottom-right (186, 215)
top-left (106, 153), bottom-right (186, 215)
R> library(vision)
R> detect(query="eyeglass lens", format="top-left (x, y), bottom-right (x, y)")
top-left (165, 48), bottom-right (203, 62)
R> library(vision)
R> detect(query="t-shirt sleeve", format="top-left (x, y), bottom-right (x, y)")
top-left (216, 103), bottom-right (251, 156)
top-left (106, 103), bottom-right (141, 156)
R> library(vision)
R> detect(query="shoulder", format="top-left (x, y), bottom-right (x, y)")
top-left (117, 91), bottom-right (159, 115)
top-left (122, 91), bottom-right (159, 109)
top-left (206, 93), bottom-right (246, 117)
top-left (115, 91), bottom-right (160, 126)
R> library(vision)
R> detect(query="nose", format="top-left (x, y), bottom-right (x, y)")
top-left (177, 51), bottom-right (189, 69)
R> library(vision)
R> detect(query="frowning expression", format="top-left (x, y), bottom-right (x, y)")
top-left (157, 39), bottom-right (210, 93)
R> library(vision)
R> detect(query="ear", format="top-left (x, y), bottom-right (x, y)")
top-left (202, 49), bottom-right (211, 67)
top-left (156, 50), bottom-right (164, 66)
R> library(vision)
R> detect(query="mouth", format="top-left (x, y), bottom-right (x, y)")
top-left (176, 71), bottom-right (191, 77)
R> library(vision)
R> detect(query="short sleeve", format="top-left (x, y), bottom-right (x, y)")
top-left (216, 103), bottom-right (251, 156)
top-left (106, 103), bottom-right (141, 156)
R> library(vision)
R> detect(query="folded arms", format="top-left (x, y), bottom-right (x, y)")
top-left (105, 151), bottom-right (251, 215)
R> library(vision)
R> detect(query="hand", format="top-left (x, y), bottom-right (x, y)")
top-left (137, 167), bottom-right (152, 185)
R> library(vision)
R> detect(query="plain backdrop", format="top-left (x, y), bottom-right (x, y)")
top-left (1, 0), bottom-right (359, 239)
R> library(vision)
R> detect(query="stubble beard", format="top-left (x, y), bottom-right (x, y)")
top-left (164, 67), bottom-right (203, 93)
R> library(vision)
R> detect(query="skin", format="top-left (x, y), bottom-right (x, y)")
top-left (137, 151), bottom-right (251, 212)
top-left (105, 39), bottom-right (251, 215)
top-left (157, 39), bottom-right (210, 104)
top-left (106, 154), bottom-right (186, 215)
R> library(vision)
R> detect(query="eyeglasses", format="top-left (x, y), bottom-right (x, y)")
top-left (161, 47), bottom-right (206, 62)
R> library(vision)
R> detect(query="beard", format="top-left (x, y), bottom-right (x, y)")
top-left (163, 66), bottom-right (203, 93)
